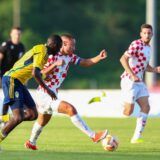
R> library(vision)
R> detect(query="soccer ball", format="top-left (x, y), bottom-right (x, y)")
top-left (101, 134), bottom-right (118, 151)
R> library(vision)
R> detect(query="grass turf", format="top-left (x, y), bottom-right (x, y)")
top-left (0, 117), bottom-right (160, 160)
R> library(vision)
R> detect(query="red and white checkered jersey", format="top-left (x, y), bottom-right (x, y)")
top-left (121, 39), bottom-right (151, 81)
top-left (38, 52), bottom-right (81, 92)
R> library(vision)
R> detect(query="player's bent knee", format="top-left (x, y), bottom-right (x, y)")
top-left (31, 112), bottom-right (38, 120)
top-left (27, 111), bottom-right (38, 120)
top-left (141, 105), bottom-right (150, 114)
top-left (32, 114), bottom-right (38, 120)
top-left (66, 104), bottom-right (77, 116)
top-left (24, 108), bottom-right (38, 120)
top-left (13, 115), bottom-right (23, 124)
top-left (58, 101), bottom-right (77, 116)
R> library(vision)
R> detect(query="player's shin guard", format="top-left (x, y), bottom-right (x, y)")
top-left (71, 114), bottom-right (95, 138)
top-left (29, 121), bottom-right (43, 145)
top-left (132, 112), bottom-right (148, 141)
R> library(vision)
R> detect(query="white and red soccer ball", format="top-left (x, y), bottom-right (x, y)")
top-left (101, 134), bottom-right (119, 151)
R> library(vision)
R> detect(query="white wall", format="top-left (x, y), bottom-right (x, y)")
top-left (0, 89), bottom-right (160, 117)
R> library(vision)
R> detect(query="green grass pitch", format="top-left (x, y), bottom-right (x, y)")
top-left (0, 117), bottom-right (160, 160)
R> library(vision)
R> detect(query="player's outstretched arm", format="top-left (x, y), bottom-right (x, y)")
top-left (146, 64), bottom-right (160, 73)
top-left (79, 49), bottom-right (107, 67)
top-left (32, 67), bottom-right (57, 100)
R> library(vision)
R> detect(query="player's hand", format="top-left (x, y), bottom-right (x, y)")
top-left (131, 75), bottom-right (141, 82)
top-left (154, 66), bottom-right (160, 73)
top-left (55, 60), bottom-right (65, 66)
top-left (46, 88), bottom-right (57, 100)
top-left (98, 49), bottom-right (107, 60)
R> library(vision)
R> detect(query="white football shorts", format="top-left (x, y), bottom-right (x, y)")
top-left (36, 89), bottom-right (61, 115)
top-left (120, 77), bottom-right (149, 104)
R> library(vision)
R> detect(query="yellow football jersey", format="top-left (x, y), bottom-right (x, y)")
top-left (5, 44), bottom-right (48, 84)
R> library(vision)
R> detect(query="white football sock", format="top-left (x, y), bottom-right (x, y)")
top-left (132, 112), bottom-right (148, 140)
top-left (71, 114), bottom-right (95, 138)
top-left (29, 121), bottom-right (43, 145)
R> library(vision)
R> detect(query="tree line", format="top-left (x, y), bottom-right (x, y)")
top-left (0, 0), bottom-right (159, 88)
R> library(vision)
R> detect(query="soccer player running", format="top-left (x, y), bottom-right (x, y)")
top-left (120, 24), bottom-right (160, 144)
top-left (25, 34), bottom-right (108, 150)
top-left (0, 35), bottom-right (62, 143)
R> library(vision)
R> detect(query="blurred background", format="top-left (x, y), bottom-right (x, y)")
top-left (0, 0), bottom-right (160, 89)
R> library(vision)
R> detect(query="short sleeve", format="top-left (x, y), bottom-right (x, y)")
top-left (33, 45), bottom-right (48, 70)
top-left (125, 40), bottom-right (141, 58)
top-left (71, 53), bottom-right (81, 65)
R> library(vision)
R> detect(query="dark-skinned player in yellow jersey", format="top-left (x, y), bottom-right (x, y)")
top-left (0, 35), bottom-right (62, 143)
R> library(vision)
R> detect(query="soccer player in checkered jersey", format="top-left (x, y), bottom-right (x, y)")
top-left (24, 34), bottom-right (108, 150)
top-left (0, 35), bottom-right (62, 144)
top-left (120, 24), bottom-right (160, 144)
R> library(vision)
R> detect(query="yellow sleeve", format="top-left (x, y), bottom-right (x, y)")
top-left (33, 45), bottom-right (48, 69)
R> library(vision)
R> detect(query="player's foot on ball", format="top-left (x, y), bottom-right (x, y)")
top-left (130, 138), bottom-right (144, 144)
top-left (24, 140), bottom-right (38, 150)
top-left (92, 129), bottom-right (108, 143)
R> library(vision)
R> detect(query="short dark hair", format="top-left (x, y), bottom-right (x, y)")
top-left (46, 34), bottom-right (62, 55)
top-left (11, 26), bottom-right (22, 31)
top-left (141, 24), bottom-right (152, 31)
top-left (47, 34), bottom-right (62, 48)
